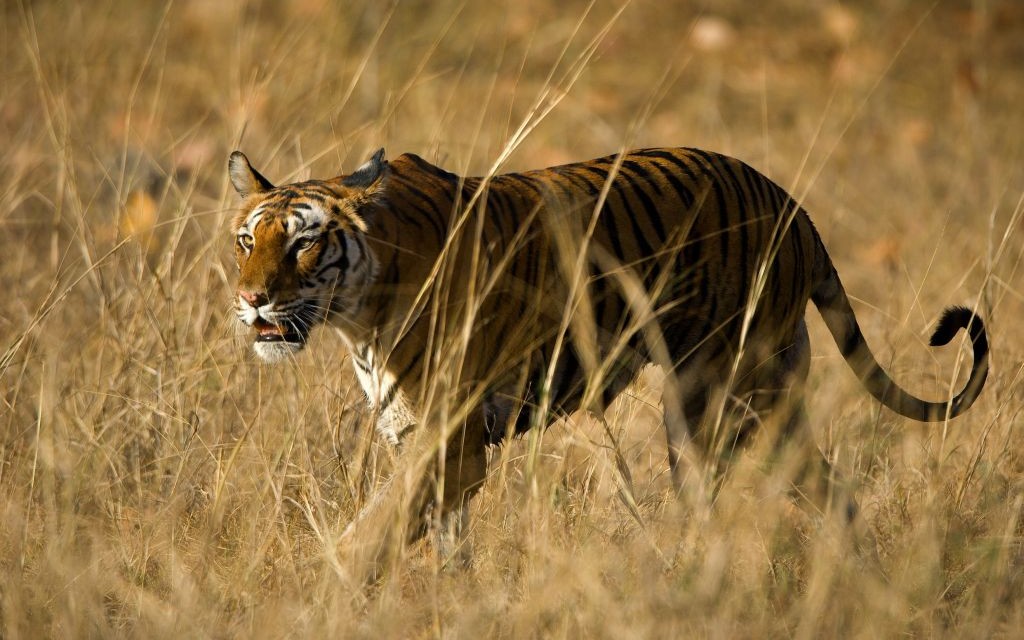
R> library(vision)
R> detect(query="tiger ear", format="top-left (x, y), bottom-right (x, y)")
top-left (228, 151), bottom-right (275, 198)
top-left (342, 148), bottom-right (387, 190)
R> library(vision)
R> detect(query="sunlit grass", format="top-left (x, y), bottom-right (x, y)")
top-left (1, 0), bottom-right (1022, 637)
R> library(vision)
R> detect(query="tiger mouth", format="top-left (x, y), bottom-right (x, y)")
top-left (252, 317), bottom-right (306, 345)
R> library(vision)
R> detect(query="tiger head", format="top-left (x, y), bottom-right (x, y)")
top-left (228, 149), bottom-right (386, 362)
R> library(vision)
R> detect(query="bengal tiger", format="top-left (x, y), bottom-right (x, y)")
top-left (228, 146), bottom-right (988, 562)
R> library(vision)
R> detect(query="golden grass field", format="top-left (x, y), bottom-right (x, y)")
top-left (2, 0), bottom-right (1023, 637)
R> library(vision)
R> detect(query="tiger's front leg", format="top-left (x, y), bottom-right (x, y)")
top-left (338, 421), bottom-right (488, 581)
top-left (431, 435), bottom-right (488, 568)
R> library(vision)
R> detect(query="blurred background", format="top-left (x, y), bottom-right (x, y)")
top-left (1, 1), bottom-right (1022, 636)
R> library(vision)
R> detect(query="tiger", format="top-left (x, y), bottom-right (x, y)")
top-left (228, 146), bottom-right (988, 562)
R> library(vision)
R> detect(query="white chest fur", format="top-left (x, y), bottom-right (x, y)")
top-left (349, 341), bottom-right (416, 445)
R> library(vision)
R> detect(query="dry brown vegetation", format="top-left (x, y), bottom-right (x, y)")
top-left (2, 0), bottom-right (1023, 637)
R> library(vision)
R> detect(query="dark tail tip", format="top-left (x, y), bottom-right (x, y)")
top-left (929, 305), bottom-right (985, 348)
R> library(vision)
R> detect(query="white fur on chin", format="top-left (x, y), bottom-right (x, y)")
top-left (253, 340), bottom-right (305, 363)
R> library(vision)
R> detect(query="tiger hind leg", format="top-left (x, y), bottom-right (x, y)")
top-left (764, 319), bottom-right (861, 525)
top-left (661, 360), bottom-right (718, 511)
top-left (662, 319), bottom-right (861, 523)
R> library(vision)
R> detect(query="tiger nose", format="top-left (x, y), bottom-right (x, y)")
top-left (238, 289), bottom-right (269, 307)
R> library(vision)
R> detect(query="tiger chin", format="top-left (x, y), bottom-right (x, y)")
top-left (227, 145), bottom-right (989, 574)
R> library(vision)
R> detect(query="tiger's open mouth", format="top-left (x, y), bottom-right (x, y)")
top-left (253, 317), bottom-right (306, 345)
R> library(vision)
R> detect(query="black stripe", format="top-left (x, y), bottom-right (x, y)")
top-left (615, 173), bottom-right (657, 260)
top-left (392, 178), bottom-right (443, 226)
top-left (684, 149), bottom-right (732, 270)
top-left (767, 184), bottom-right (796, 322)
top-left (635, 150), bottom-right (699, 207)
top-left (841, 324), bottom-right (864, 359)
top-left (576, 164), bottom-right (612, 186)
top-left (622, 160), bottom-right (663, 196)
top-left (738, 163), bottom-right (768, 270)
top-left (357, 343), bottom-right (371, 362)
top-left (392, 177), bottom-right (449, 242)
top-left (541, 172), bottom-right (581, 210)
top-left (575, 165), bottom-right (645, 260)
top-left (619, 162), bottom-right (668, 246)
top-left (379, 381), bottom-right (400, 412)
top-left (290, 191), bottom-right (327, 205)
top-left (599, 201), bottom-right (627, 261)
top-left (713, 157), bottom-right (755, 298)
top-left (461, 178), bottom-right (482, 205)
top-left (557, 167), bottom-right (601, 198)
top-left (378, 356), bottom-right (416, 413)
top-left (320, 230), bottom-right (350, 276)
top-left (499, 173), bottom-right (545, 199)
top-left (490, 186), bottom-right (517, 243)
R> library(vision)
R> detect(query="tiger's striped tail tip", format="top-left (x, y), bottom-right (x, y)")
top-left (929, 305), bottom-right (987, 348)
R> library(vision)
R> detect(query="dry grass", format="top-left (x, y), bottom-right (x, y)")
top-left (2, 0), bottom-right (1023, 637)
